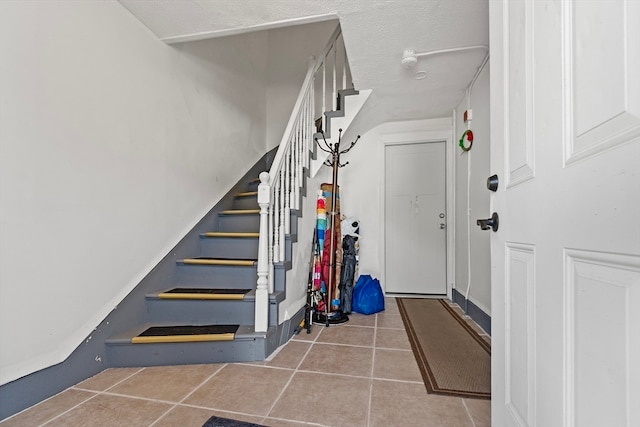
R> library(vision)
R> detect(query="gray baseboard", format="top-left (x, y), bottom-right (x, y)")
top-left (451, 289), bottom-right (491, 336)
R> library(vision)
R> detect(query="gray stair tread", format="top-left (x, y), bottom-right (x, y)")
top-left (219, 209), bottom-right (259, 215)
top-left (146, 288), bottom-right (285, 302)
top-left (200, 232), bottom-right (259, 238)
top-left (107, 323), bottom-right (268, 344)
top-left (177, 258), bottom-right (257, 266)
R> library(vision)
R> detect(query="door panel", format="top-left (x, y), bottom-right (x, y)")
top-left (490, 0), bottom-right (640, 426)
top-left (385, 142), bottom-right (446, 294)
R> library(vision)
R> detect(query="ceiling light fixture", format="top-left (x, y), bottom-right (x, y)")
top-left (401, 45), bottom-right (489, 69)
top-left (401, 49), bottom-right (418, 69)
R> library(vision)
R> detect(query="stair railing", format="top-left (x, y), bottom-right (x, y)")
top-left (255, 25), bottom-right (350, 332)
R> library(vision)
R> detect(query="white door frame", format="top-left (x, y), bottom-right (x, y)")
top-left (380, 129), bottom-right (455, 298)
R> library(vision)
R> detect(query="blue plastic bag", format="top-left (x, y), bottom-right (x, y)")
top-left (352, 275), bottom-right (384, 315)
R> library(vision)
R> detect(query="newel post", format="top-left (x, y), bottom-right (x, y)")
top-left (255, 171), bottom-right (270, 333)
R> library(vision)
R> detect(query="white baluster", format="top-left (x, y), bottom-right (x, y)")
top-left (307, 84), bottom-right (314, 170)
top-left (279, 166), bottom-right (286, 262)
top-left (284, 148), bottom-right (291, 235)
top-left (255, 171), bottom-right (270, 333)
top-left (322, 60), bottom-right (326, 132)
top-left (268, 194), bottom-right (274, 293)
top-left (273, 177), bottom-right (280, 263)
top-left (291, 123), bottom-right (297, 212)
top-left (342, 36), bottom-right (347, 91)
top-left (293, 127), bottom-right (300, 211)
top-left (333, 43), bottom-right (337, 111)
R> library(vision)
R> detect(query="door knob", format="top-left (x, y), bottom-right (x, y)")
top-left (477, 212), bottom-right (499, 232)
top-left (487, 174), bottom-right (499, 192)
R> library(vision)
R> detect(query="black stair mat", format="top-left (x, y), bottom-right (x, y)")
top-left (165, 288), bottom-right (251, 295)
top-left (138, 324), bottom-right (239, 337)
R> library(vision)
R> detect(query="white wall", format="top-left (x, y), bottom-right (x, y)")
top-left (0, 1), bottom-right (269, 385)
top-left (266, 20), bottom-right (338, 151)
top-left (453, 62), bottom-right (491, 315)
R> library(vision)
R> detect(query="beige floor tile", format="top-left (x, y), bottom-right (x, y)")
top-left (263, 418), bottom-right (322, 426)
top-left (73, 367), bottom-right (143, 392)
top-left (316, 324), bottom-right (374, 347)
top-left (369, 380), bottom-right (474, 427)
top-left (373, 349), bottom-right (423, 382)
top-left (154, 405), bottom-right (265, 427)
top-left (0, 390), bottom-right (96, 427)
top-left (269, 371), bottom-right (370, 427)
top-left (42, 393), bottom-right (172, 427)
top-left (183, 364), bottom-right (293, 416)
top-left (298, 343), bottom-right (373, 377)
top-left (464, 398), bottom-right (491, 427)
top-left (291, 324), bottom-right (322, 342)
top-left (345, 312), bottom-right (376, 327)
top-left (375, 328), bottom-right (411, 350)
top-left (383, 298), bottom-right (400, 314)
top-left (107, 364), bottom-right (223, 403)
top-left (376, 313), bottom-right (405, 329)
top-left (264, 341), bottom-right (312, 369)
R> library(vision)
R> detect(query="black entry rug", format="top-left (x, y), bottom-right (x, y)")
top-left (397, 298), bottom-right (491, 399)
top-left (202, 415), bottom-right (265, 427)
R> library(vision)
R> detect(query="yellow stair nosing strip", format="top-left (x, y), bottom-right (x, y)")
top-left (201, 232), bottom-right (259, 238)
top-left (236, 191), bottom-right (258, 197)
top-left (182, 258), bottom-right (255, 266)
top-left (221, 209), bottom-right (260, 215)
top-left (158, 293), bottom-right (245, 300)
top-left (131, 333), bottom-right (235, 344)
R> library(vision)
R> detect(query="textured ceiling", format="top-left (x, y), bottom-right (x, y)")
top-left (118, 0), bottom-right (489, 124)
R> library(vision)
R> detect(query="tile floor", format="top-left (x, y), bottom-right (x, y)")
top-left (0, 298), bottom-right (491, 427)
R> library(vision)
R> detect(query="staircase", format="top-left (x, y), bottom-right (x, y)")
top-left (104, 24), bottom-right (369, 367)
top-left (105, 176), bottom-right (292, 366)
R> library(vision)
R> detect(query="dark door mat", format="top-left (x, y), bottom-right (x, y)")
top-left (132, 325), bottom-right (239, 344)
top-left (203, 415), bottom-right (264, 427)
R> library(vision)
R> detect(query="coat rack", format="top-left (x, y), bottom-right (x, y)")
top-left (315, 128), bottom-right (360, 325)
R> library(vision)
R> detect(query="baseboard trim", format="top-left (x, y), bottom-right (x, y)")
top-left (451, 289), bottom-right (491, 336)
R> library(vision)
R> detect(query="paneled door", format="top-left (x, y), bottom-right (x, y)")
top-left (385, 141), bottom-right (446, 295)
top-left (489, 1), bottom-right (639, 426)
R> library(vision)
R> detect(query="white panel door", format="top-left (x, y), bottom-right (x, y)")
top-left (385, 141), bottom-right (446, 294)
top-left (490, 1), bottom-right (640, 426)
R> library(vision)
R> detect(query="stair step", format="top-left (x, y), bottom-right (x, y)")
top-left (145, 289), bottom-right (283, 326)
top-left (236, 191), bottom-right (258, 198)
top-left (179, 257), bottom-right (256, 267)
top-left (233, 192), bottom-right (258, 209)
top-left (221, 209), bottom-right (260, 215)
top-left (131, 324), bottom-right (239, 344)
top-left (218, 210), bottom-right (260, 232)
top-left (199, 232), bottom-right (259, 258)
top-left (201, 232), bottom-right (259, 238)
top-left (247, 178), bottom-right (261, 191)
top-left (158, 287), bottom-right (250, 300)
top-left (175, 262), bottom-right (257, 287)
top-left (106, 325), bottom-right (277, 366)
